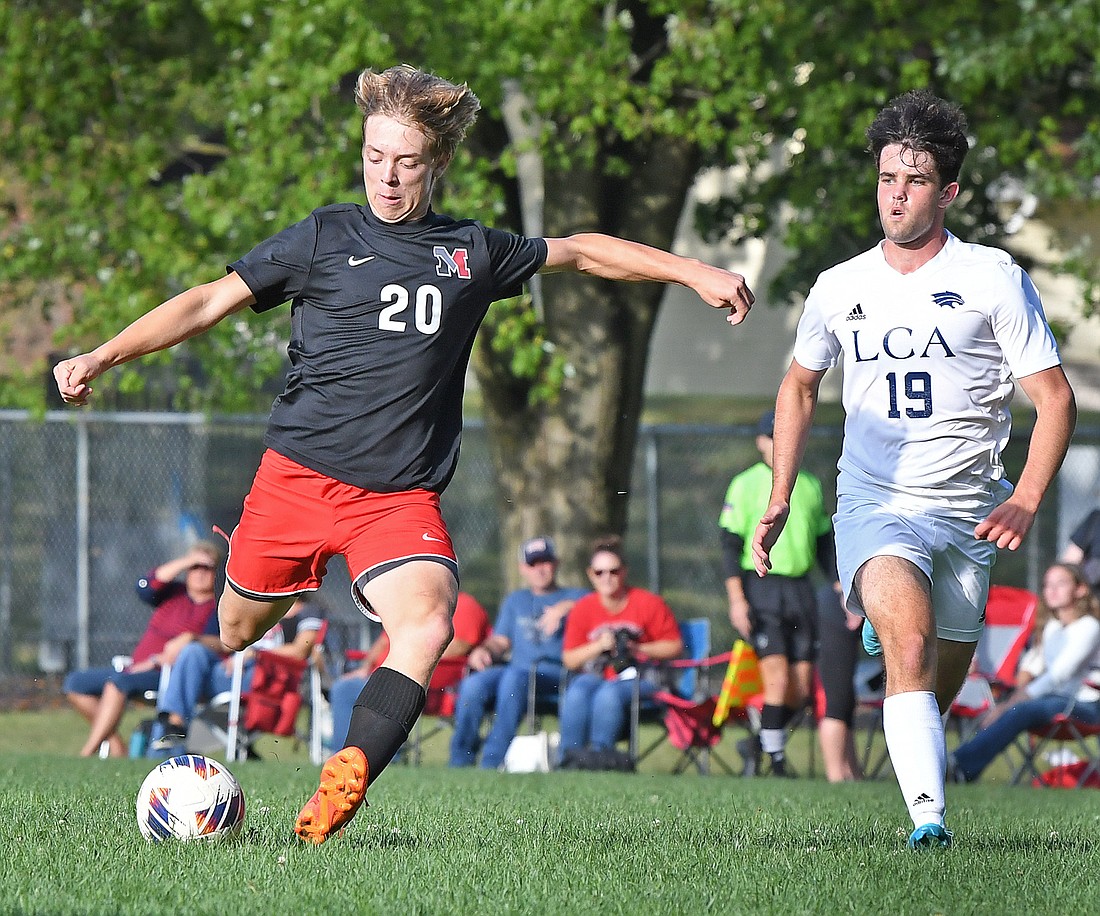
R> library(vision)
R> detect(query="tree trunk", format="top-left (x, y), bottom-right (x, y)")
top-left (473, 138), bottom-right (700, 590)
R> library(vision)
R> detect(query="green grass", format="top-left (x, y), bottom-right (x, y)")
top-left (2, 756), bottom-right (1099, 916)
top-left (2, 709), bottom-right (1099, 915)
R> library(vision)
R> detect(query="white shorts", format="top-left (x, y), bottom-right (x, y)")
top-left (833, 496), bottom-right (997, 642)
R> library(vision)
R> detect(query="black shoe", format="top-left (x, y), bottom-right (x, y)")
top-left (150, 727), bottom-right (187, 752)
top-left (736, 735), bottom-right (761, 777)
top-left (150, 713), bottom-right (183, 744)
top-left (768, 754), bottom-right (793, 778)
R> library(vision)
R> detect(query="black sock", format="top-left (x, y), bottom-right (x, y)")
top-left (760, 703), bottom-right (788, 731)
top-left (344, 667), bottom-right (426, 787)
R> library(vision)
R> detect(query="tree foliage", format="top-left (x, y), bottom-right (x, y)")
top-left (3, 0), bottom-right (1098, 405)
top-left (2, 0), bottom-right (1098, 571)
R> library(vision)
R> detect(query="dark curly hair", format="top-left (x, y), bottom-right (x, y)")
top-left (866, 89), bottom-right (969, 185)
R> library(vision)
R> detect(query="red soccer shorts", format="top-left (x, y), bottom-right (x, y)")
top-left (225, 450), bottom-right (458, 620)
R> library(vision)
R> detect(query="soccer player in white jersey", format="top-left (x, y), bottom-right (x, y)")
top-left (751, 89), bottom-right (1076, 849)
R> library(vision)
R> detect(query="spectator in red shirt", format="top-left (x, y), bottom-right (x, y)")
top-left (558, 536), bottom-right (683, 762)
top-left (327, 592), bottom-right (491, 753)
top-left (64, 542), bottom-right (221, 757)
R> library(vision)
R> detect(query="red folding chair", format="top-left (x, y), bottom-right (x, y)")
top-left (949, 585), bottom-right (1038, 741)
top-left (1012, 671), bottom-right (1100, 788)
top-left (646, 648), bottom-right (740, 775)
top-left (222, 621), bottom-right (329, 763)
top-left (631, 619), bottom-right (735, 773)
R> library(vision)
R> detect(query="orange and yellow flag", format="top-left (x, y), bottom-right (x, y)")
top-left (712, 639), bottom-right (763, 727)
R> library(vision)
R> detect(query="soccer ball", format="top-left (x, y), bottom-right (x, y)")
top-left (136, 754), bottom-right (245, 842)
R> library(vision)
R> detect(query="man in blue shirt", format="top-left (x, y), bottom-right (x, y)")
top-left (449, 536), bottom-right (588, 768)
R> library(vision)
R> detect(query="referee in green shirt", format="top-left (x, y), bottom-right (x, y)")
top-left (719, 410), bottom-right (837, 776)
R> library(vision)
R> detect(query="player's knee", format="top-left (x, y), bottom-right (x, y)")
top-left (218, 609), bottom-right (258, 652)
top-left (219, 628), bottom-right (249, 653)
top-left (886, 635), bottom-right (935, 684)
top-left (421, 608), bottom-right (454, 659)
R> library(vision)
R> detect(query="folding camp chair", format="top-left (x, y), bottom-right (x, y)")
top-left (1015, 715), bottom-right (1100, 788)
top-left (948, 585), bottom-right (1038, 742)
top-left (632, 618), bottom-right (739, 773)
top-left (1010, 673), bottom-right (1100, 788)
top-left (204, 621), bottom-right (329, 764)
top-left (644, 650), bottom-right (742, 775)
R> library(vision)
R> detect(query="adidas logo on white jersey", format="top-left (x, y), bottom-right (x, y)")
top-left (845, 303), bottom-right (866, 321)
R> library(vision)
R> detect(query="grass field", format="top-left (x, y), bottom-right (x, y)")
top-left (2, 709), bottom-right (1098, 915)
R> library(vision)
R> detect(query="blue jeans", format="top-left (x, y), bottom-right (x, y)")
top-left (63, 665), bottom-right (162, 700)
top-left (449, 662), bottom-right (562, 769)
top-left (953, 693), bottom-right (1100, 781)
top-left (558, 672), bottom-right (657, 754)
top-left (158, 642), bottom-right (253, 724)
top-left (329, 675), bottom-right (367, 752)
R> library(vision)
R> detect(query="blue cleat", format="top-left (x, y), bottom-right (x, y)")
top-left (908, 823), bottom-right (953, 850)
top-left (861, 619), bottom-right (882, 657)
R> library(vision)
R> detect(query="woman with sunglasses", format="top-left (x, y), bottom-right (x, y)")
top-left (558, 535), bottom-right (683, 766)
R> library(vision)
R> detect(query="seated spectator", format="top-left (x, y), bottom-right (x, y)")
top-left (949, 563), bottom-right (1100, 783)
top-left (153, 596), bottom-right (325, 755)
top-left (328, 592), bottom-right (490, 753)
top-left (449, 536), bottom-right (588, 769)
top-left (64, 542), bottom-right (221, 757)
top-left (557, 535), bottom-right (683, 763)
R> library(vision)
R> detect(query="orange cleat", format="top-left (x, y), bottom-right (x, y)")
top-left (294, 747), bottom-right (369, 845)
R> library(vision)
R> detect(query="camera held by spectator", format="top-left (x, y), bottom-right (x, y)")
top-left (607, 628), bottom-right (638, 675)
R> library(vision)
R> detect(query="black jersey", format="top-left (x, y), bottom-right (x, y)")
top-left (229, 204), bottom-right (547, 493)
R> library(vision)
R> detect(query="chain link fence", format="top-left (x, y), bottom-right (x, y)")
top-left (0, 410), bottom-right (1092, 678)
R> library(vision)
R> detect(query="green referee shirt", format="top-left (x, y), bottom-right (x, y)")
top-left (718, 462), bottom-right (831, 577)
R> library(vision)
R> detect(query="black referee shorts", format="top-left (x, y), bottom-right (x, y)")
top-left (742, 574), bottom-right (818, 663)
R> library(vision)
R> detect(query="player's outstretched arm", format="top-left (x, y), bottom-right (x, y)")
top-left (975, 364), bottom-right (1076, 550)
top-left (751, 361), bottom-right (825, 576)
top-left (540, 233), bottom-right (754, 325)
top-left (53, 272), bottom-right (256, 406)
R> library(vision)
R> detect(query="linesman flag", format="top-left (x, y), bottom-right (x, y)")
top-left (712, 639), bottom-right (763, 727)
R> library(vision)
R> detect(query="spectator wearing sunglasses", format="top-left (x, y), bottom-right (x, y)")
top-left (558, 535), bottom-right (683, 763)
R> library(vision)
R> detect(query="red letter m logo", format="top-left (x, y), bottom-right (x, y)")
top-left (434, 246), bottom-right (471, 279)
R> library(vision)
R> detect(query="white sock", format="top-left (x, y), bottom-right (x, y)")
top-left (882, 691), bottom-right (946, 829)
top-left (759, 728), bottom-right (786, 756)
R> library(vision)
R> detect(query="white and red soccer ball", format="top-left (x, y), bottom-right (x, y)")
top-left (136, 754), bottom-right (245, 842)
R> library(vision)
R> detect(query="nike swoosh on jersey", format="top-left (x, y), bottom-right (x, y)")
top-left (422, 533), bottom-right (448, 543)
top-left (348, 255), bottom-right (375, 266)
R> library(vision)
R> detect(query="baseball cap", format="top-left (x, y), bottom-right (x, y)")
top-left (756, 410), bottom-right (775, 438)
top-left (521, 536), bottom-right (558, 565)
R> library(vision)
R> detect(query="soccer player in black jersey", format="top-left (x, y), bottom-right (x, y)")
top-left (54, 64), bottom-right (755, 843)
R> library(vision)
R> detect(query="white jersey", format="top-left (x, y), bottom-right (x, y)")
top-left (794, 232), bottom-right (1061, 514)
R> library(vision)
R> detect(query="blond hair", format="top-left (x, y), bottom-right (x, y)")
top-left (355, 64), bottom-right (480, 165)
